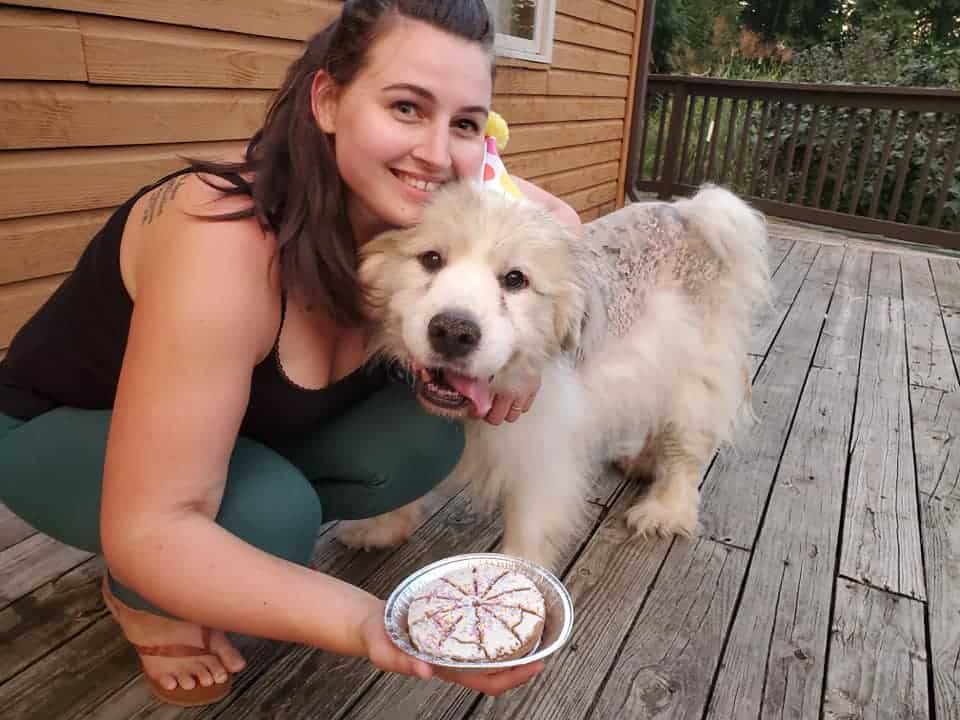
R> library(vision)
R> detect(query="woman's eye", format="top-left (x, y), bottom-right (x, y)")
top-left (502, 270), bottom-right (528, 290)
top-left (393, 101), bottom-right (418, 118)
top-left (419, 251), bottom-right (444, 272)
top-left (455, 118), bottom-right (480, 133)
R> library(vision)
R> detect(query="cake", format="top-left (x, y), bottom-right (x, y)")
top-left (407, 564), bottom-right (546, 662)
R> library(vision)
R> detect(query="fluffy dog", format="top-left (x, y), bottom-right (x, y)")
top-left (336, 182), bottom-right (770, 570)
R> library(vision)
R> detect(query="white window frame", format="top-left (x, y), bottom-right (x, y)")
top-left (488, 0), bottom-right (556, 64)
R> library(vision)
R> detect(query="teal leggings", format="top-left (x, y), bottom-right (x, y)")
top-left (0, 383), bottom-right (463, 616)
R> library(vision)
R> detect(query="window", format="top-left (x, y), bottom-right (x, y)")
top-left (487, 0), bottom-right (557, 64)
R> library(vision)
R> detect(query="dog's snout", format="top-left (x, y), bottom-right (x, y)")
top-left (428, 312), bottom-right (481, 358)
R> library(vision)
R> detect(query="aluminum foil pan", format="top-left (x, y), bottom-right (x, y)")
top-left (384, 553), bottom-right (574, 672)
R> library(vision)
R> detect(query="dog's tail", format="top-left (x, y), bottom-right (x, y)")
top-left (673, 184), bottom-right (771, 311)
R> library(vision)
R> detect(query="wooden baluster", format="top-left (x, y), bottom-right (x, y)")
top-left (849, 108), bottom-right (878, 216)
top-left (868, 108), bottom-right (902, 218)
top-left (830, 108), bottom-right (859, 212)
top-left (812, 106), bottom-right (839, 208)
top-left (887, 111), bottom-right (923, 221)
top-left (777, 102), bottom-right (803, 202)
top-left (749, 100), bottom-right (771, 196)
top-left (797, 105), bottom-right (821, 205)
top-left (931, 131), bottom-right (960, 229)
top-left (720, 98), bottom-right (739, 185)
top-left (909, 113), bottom-right (943, 226)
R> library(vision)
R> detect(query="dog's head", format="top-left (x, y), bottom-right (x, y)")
top-left (359, 182), bottom-right (585, 419)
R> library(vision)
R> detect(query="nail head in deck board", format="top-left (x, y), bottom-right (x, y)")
top-left (750, 240), bottom-right (821, 356)
top-left (840, 254), bottom-right (926, 601)
top-left (919, 493), bottom-right (960, 719)
top-left (466, 482), bottom-right (674, 720)
top-left (822, 579), bottom-right (928, 720)
top-left (813, 249), bottom-right (871, 374)
top-left (210, 493), bottom-right (504, 720)
top-left (589, 539), bottom-right (749, 720)
top-left (902, 255), bottom-right (959, 392)
top-left (0, 613), bottom-right (141, 719)
top-left (0, 532), bottom-right (92, 609)
top-left (701, 245), bottom-right (844, 549)
top-left (338, 504), bottom-right (604, 720)
top-left (0, 556), bottom-right (106, 685)
top-left (911, 387), bottom-right (960, 498)
top-left (706, 367), bottom-right (856, 720)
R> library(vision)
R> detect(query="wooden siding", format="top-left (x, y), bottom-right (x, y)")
top-left (0, 0), bottom-right (641, 351)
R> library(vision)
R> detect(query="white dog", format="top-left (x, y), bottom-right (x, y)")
top-left (337, 182), bottom-right (770, 570)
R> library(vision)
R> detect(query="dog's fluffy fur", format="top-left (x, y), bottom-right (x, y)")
top-left (336, 182), bottom-right (770, 570)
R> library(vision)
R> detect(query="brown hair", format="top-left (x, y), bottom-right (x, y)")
top-left (191, 0), bottom-right (494, 325)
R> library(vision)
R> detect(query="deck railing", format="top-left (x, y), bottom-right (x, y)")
top-left (627, 75), bottom-right (960, 249)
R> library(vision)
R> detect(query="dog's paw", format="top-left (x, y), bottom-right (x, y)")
top-left (624, 497), bottom-right (700, 539)
top-left (335, 512), bottom-right (417, 551)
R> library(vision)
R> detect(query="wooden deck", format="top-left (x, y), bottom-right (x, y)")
top-left (2, 220), bottom-right (959, 720)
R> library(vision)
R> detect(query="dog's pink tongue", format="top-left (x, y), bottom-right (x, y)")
top-left (444, 371), bottom-right (494, 417)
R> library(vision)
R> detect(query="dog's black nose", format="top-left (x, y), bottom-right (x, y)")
top-left (428, 312), bottom-right (481, 358)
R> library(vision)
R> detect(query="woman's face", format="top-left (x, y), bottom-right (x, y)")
top-left (314, 17), bottom-right (493, 243)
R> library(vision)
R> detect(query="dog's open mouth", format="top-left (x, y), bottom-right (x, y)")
top-left (416, 366), bottom-right (494, 417)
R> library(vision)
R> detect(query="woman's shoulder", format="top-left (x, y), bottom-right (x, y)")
top-left (122, 171), bottom-right (282, 357)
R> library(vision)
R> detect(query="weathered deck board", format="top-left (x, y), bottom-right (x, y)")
top-left (901, 256), bottom-right (958, 392)
top-left (0, 502), bottom-right (35, 551)
top-left (705, 250), bottom-right (869, 720)
top-left (0, 555), bottom-right (106, 685)
top-left (701, 244), bottom-right (844, 549)
top-left (822, 579), bottom-right (928, 720)
top-left (588, 539), bottom-right (748, 720)
top-left (0, 532), bottom-right (91, 609)
top-left (750, 240), bottom-right (820, 356)
top-left (920, 492), bottom-right (960, 720)
top-left (840, 253), bottom-right (926, 600)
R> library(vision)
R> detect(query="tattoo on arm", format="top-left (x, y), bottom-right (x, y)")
top-left (142, 174), bottom-right (189, 225)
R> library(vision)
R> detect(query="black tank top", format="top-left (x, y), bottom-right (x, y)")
top-left (0, 170), bottom-right (387, 444)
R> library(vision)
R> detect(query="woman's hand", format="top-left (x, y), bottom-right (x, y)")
top-left (474, 374), bottom-right (541, 425)
top-left (359, 606), bottom-right (545, 695)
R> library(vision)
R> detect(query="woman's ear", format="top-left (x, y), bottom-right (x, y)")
top-left (311, 70), bottom-right (339, 133)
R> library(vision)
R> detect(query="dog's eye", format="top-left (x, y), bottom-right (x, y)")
top-left (418, 251), bottom-right (444, 272)
top-left (502, 269), bottom-right (528, 291)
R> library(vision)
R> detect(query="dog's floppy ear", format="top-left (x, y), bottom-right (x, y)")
top-left (553, 276), bottom-right (586, 353)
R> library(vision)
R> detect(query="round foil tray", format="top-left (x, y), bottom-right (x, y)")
top-left (384, 553), bottom-right (574, 672)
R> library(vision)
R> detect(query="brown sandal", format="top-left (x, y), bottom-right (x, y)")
top-left (101, 577), bottom-right (234, 707)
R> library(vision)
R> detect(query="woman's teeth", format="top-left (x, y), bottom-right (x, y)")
top-left (397, 173), bottom-right (440, 192)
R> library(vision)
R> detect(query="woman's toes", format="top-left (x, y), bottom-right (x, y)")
top-left (191, 663), bottom-right (214, 687)
top-left (176, 672), bottom-right (198, 690)
top-left (156, 673), bottom-right (179, 692)
top-left (211, 632), bottom-right (246, 673)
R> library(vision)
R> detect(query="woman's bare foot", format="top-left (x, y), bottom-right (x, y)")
top-left (102, 578), bottom-right (246, 692)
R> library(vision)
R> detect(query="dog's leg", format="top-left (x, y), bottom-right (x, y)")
top-left (335, 501), bottom-right (421, 550)
top-left (621, 427), bottom-right (714, 538)
top-left (498, 458), bottom-right (591, 572)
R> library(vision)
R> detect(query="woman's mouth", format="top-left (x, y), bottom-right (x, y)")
top-left (393, 170), bottom-right (445, 193)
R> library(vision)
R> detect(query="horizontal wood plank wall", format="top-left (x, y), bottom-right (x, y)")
top-left (0, 0), bottom-right (640, 351)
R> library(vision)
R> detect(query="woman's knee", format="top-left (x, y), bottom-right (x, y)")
top-left (218, 438), bottom-right (324, 566)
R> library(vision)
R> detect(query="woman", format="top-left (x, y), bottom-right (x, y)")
top-left (0, 0), bottom-right (580, 707)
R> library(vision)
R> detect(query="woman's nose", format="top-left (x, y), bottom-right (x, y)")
top-left (412, 124), bottom-right (452, 170)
